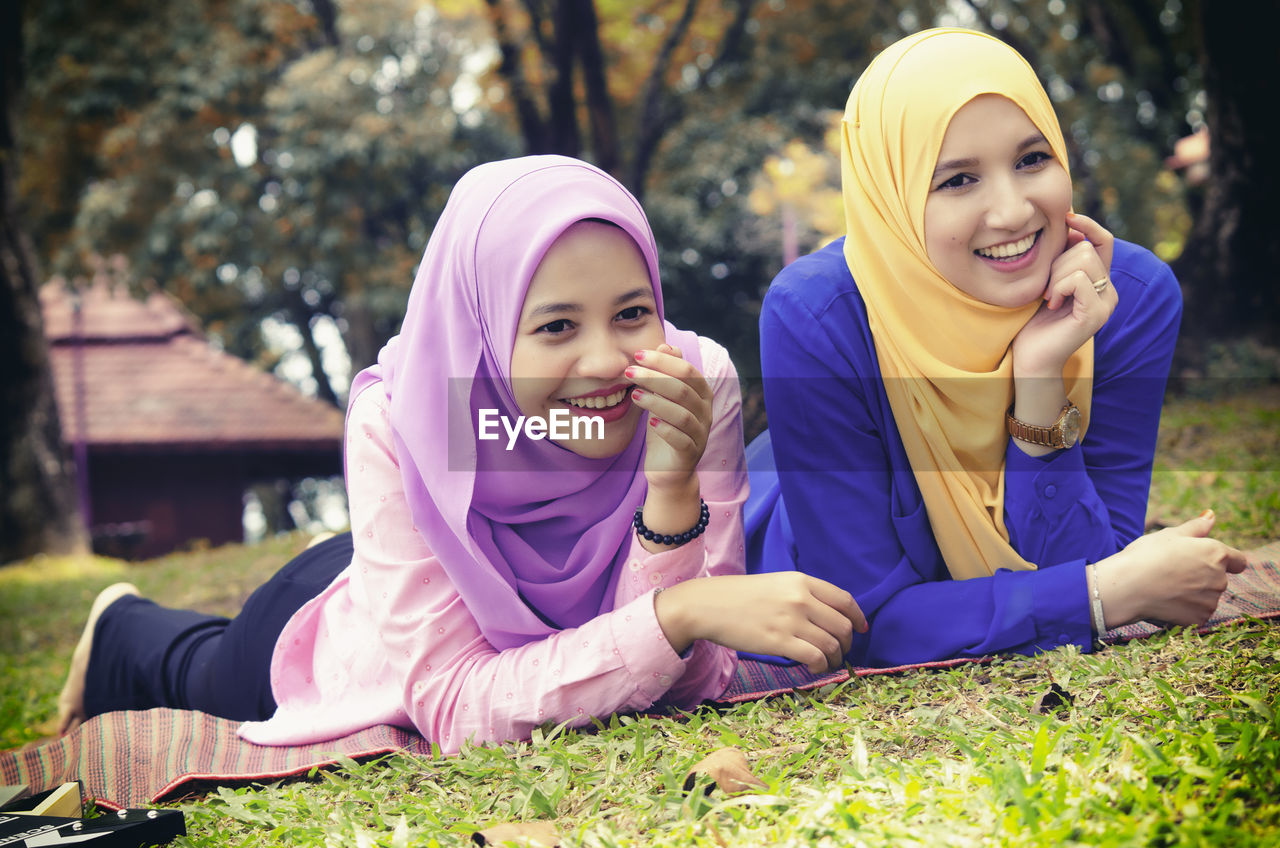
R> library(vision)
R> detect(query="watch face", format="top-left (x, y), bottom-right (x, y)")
top-left (1060, 405), bottom-right (1082, 448)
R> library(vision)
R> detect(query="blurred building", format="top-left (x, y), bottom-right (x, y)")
top-left (41, 278), bottom-right (344, 559)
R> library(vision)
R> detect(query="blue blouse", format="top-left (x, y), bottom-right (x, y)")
top-left (745, 237), bottom-right (1182, 666)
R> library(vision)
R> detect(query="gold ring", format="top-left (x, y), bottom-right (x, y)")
top-left (1092, 276), bottom-right (1110, 294)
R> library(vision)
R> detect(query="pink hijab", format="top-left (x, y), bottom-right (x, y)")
top-left (348, 156), bottom-right (701, 650)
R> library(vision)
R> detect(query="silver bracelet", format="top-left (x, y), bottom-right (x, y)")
top-left (1088, 563), bottom-right (1107, 636)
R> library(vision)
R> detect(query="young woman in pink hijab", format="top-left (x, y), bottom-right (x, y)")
top-left (58, 156), bottom-right (865, 752)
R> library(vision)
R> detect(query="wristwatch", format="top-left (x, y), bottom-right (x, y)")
top-left (1006, 402), bottom-right (1081, 449)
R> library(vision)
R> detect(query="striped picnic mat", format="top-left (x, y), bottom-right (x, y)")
top-left (4, 542), bottom-right (1277, 809)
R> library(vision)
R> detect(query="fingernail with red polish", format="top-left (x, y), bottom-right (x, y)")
top-left (634, 350), bottom-right (646, 361)
top-left (631, 389), bottom-right (644, 400)
top-left (624, 367), bottom-right (636, 379)
top-left (648, 417), bottom-right (660, 427)
top-left (1199, 508), bottom-right (1215, 520)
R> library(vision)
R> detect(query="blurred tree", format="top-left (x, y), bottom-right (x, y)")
top-left (22, 0), bottom-right (518, 405)
top-left (470, 0), bottom-right (758, 197)
top-left (2, 0), bottom-right (89, 563)
top-left (1171, 0), bottom-right (1280, 341)
top-left (912, 0), bottom-right (1278, 344)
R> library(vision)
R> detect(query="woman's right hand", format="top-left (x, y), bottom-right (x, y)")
top-left (1011, 212), bottom-right (1117, 379)
top-left (629, 342), bottom-right (713, 492)
top-left (653, 573), bottom-right (868, 674)
top-left (1094, 510), bottom-right (1247, 629)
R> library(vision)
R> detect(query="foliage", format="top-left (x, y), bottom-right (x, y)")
top-left (18, 0), bottom-right (1222, 403)
top-left (20, 0), bottom-right (518, 401)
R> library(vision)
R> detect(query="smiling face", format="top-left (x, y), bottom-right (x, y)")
top-left (923, 94), bottom-right (1072, 308)
top-left (510, 220), bottom-right (666, 459)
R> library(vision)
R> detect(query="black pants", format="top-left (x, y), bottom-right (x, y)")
top-left (83, 533), bottom-right (354, 721)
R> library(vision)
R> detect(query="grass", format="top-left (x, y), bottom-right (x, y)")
top-left (1147, 385), bottom-right (1280, 548)
top-left (2, 385), bottom-right (1278, 846)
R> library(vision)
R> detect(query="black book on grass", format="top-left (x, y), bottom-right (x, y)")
top-left (0, 808), bottom-right (185, 847)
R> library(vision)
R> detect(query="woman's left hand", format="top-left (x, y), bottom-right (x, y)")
top-left (1011, 212), bottom-right (1118, 377)
top-left (628, 343), bottom-right (713, 492)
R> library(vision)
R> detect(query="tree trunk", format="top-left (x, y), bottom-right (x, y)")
top-left (1, 0), bottom-right (89, 564)
top-left (546, 0), bottom-right (583, 157)
top-left (1172, 0), bottom-right (1280, 343)
top-left (573, 0), bottom-right (619, 175)
top-left (484, 0), bottom-right (548, 152)
top-left (286, 295), bottom-right (342, 409)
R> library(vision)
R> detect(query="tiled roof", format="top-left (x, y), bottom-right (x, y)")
top-left (42, 281), bottom-right (345, 450)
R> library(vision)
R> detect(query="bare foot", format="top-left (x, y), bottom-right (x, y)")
top-left (57, 582), bottom-right (140, 736)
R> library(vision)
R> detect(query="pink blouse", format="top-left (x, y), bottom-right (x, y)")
top-left (238, 337), bottom-right (747, 753)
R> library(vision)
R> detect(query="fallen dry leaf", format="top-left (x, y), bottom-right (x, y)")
top-left (683, 746), bottom-right (768, 795)
top-left (472, 820), bottom-right (561, 847)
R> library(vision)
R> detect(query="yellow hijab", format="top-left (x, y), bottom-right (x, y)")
top-left (841, 28), bottom-right (1093, 579)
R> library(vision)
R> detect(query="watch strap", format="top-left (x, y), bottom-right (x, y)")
top-left (1006, 403), bottom-right (1070, 448)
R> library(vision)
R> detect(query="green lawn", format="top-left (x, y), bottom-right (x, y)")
top-left (2, 386), bottom-right (1277, 846)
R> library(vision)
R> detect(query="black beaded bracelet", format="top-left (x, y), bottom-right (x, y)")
top-left (633, 500), bottom-right (710, 547)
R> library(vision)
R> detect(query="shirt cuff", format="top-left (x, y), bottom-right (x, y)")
top-left (1005, 440), bottom-right (1091, 520)
top-left (1029, 558), bottom-right (1094, 652)
top-left (620, 533), bottom-right (707, 595)
top-left (609, 591), bottom-right (687, 704)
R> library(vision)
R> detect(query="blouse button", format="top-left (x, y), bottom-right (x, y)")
top-left (649, 572), bottom-right (663, 585)
top-left (1045, 484), bottom-right (1058, 499)
top-left (658, 674), bottom-right (673, 688)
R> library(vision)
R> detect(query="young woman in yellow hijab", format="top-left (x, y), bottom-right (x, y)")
top-left (744, 28), bottom-right (1245, 666)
